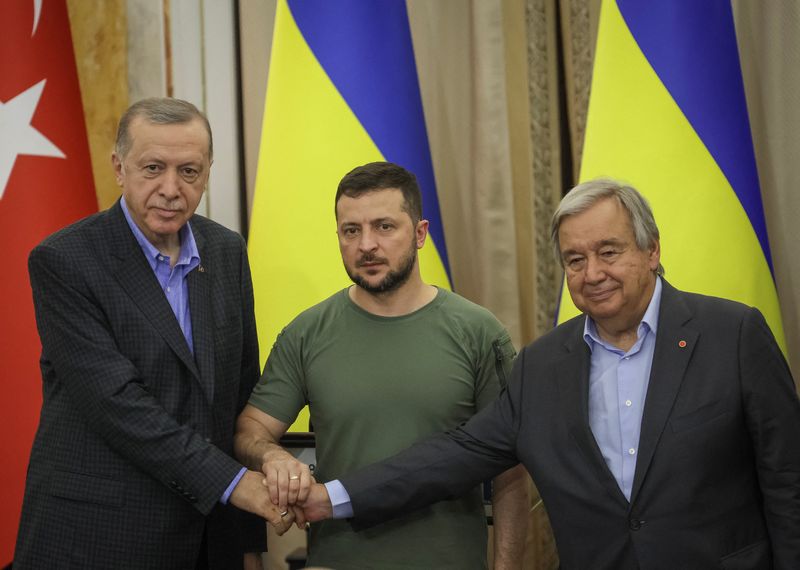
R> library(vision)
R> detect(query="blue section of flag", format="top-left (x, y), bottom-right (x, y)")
top-left (287, 0), bottom-right (451, 279)
top-left (617, 0), bottom-right (772, 272)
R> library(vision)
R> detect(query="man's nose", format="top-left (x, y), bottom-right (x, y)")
top-left (584, 255), bottom-right (605, 283)
top-left (159, 169), bottom-right (181, 198)
top-left (358, 228), bottom-right (378, 252)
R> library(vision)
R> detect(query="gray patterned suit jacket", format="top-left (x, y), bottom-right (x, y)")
top-left (14, 200), bottom-right (264, 569)
top-left (341, 281), bottom-right (800, 570)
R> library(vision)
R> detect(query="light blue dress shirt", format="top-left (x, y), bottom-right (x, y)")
top-left (583, 277), bottom-right (662, 501)
top-left (120, 199), bottom-right (199, 352)
top-left (121, 199), bottom-right (244, 504)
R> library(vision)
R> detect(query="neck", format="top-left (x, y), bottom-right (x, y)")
top-left (146, 232), bottom-right (182, 267)
top-left (349, 273), bottom-right (437, 317)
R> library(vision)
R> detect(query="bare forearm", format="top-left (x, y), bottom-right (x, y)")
top-left (491, 464), bottom-right (529, 570)
top-left (235, 425), bottom-right (284, 471)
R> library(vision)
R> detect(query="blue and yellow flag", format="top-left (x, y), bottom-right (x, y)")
top-left (249, 0), bottom-right (451, 429)
top-left (557, 0), bottom-right (785, 349)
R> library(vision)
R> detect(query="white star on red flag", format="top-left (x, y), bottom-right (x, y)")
top-left (0, 79), bottom-right (65, 200)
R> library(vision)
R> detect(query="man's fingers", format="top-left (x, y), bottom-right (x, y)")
top-left (287, 471), bottom-right (301, 505)
top-left (273, 508), bottom-right (295, 536)
top-left (296, 468), bottom-right (312, 504)
top-left (275, 468), bottom-right (289, 509)
top-left (265, 469), bottom-right (280, 505)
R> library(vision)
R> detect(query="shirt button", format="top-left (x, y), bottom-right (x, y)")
top-left (625, 400), bottom-right (632, 407)
top-left (167, 287), bottom-right (171, 292)
top-left (628, 448), bottom-right (636, 455)
top-left (158, 256), bottom-right (164, 261)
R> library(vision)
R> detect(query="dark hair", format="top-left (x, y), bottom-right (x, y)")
top-left (115, 97), bottom-right (213, 160)
top-left (335, 162), bottom-right (423, 223)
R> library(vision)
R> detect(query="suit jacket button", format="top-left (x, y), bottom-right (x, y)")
top-left (629, 518), bottom-right (642, 531)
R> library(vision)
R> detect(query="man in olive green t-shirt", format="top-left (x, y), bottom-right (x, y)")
top-left (235, 162), bottom-right (528, 569)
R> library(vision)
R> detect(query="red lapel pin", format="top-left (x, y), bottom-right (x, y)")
top-left (678, 340), bottom-right (687, 348)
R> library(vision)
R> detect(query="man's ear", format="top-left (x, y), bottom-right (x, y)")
top-left (648, 240), bottom-right (661, 271)
top-left (111, 152), bottom-right (124, 187)
top-left (415, 219), bottom-right (429, 249)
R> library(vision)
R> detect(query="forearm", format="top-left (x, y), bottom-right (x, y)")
top-left (491, 464), bottom-right (529, 569)
top-left (235, 424), bottom-right (285, 471)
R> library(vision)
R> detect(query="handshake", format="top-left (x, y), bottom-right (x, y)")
top-left (230, 447), bottom-right (333, 535)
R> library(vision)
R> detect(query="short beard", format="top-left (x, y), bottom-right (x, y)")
top-left (347, 244), bottom-right (417, 295)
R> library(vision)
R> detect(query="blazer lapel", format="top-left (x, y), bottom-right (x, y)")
top-left (630, 281), bottom-right (697, 502)
top-left (105, 201), bottom-right (202, 381)
top-left (558, 322), bottom-right (629, 507)
top-left (187, 226), bottom-right (215, 404)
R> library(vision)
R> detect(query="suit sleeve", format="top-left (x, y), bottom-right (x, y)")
top-left (739, 307), bottom-right (800, 568)
top-left (341, 345), bottom-right (528, 530)
top-left (29, 243), bottom-right (241, 515)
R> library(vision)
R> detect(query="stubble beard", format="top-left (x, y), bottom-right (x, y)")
top-left (347, 240), bottom-right (418, 295)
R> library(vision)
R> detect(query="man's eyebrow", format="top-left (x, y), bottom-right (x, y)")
top-left (597, 238), bottom-right (626, 247)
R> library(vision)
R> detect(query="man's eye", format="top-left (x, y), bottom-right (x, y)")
top-left (144, 164), bottom-right (160, 173)
top-left (600, 250), bottom-right (618, 258)
top-left (566, 258), bottom-right (584, 270)
top-left (378, 223), bottom-right (393, 231)
top-left (182, 168), bottom-right (199, 179)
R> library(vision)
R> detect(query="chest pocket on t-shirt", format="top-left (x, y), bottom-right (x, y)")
top-left (492, 334), bottom-right (516, 388)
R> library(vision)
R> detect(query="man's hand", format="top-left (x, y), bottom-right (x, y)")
top-left (287, 482), bottom-right (333, 528)
top-left (229, 469), bottom-right (295, 534)
top-left (260, 447), bottom-right (312, 511)
top-left (235, 406), bottom-right (312, 510)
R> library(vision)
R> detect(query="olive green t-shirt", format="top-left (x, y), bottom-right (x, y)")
top-left (249, 288), bottom-right (515, 569)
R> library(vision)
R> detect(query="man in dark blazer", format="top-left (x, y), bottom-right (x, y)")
top-left (294, 179), bottom-right (800, 569)
top-left (14, 98), bottom-right (288, 569)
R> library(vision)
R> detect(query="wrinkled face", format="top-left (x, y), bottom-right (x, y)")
top-left (336, 188), bottom-right (427, 294)
top-left (558, 197), bottom-right (660, 333)
top-left (112, 117), bottom-right (210, 249)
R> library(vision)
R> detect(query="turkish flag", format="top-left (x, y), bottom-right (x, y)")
top-left (0, 0), bottom-right (97, 563)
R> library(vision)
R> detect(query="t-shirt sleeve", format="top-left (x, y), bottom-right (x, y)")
top-left (247, 326), bottom-right (307, 424)
top-left (474, 320), bottom-right (517, 411)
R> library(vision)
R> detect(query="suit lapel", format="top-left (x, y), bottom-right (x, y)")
top-left (630, 282), bottom-right (697, 502)
top-left (187, 225), bottom-right (215, 404)
top-left (105, 201), bottom-right (202, 381)
top-left (558, 321), bottom-right (629, 507)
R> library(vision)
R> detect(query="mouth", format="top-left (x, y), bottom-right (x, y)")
top-left (357, 257), bottom-right (387, 268)
top-left (152, 207), bottom-right (181, 219)
top-left (585, 288), bottom-right (616, 302)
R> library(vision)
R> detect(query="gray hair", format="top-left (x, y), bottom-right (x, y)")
top-left (550, 178), bottom-right (665, 276)
top-left (114, 97), bottom-right (213, 160)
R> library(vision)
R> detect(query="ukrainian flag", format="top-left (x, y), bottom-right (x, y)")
top-left (557, 0), bottom-right (785, 350)
top-left (249, 0), bottom-right (451, 429)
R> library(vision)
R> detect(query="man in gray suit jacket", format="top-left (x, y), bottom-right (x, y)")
top-left (293, 179), bottom-right (800, 569)
top-left (14, 98), bottom-right (288, 569)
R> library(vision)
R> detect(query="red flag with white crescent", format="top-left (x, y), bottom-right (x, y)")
top-left (0, 0), bottom-right (97, 562)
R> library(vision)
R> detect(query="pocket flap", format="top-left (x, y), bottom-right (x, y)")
top-left (50, 470), bottom-right (125, 508)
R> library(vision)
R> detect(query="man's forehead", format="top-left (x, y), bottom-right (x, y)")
top-left (336, 188), bottom-right (406, 214)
